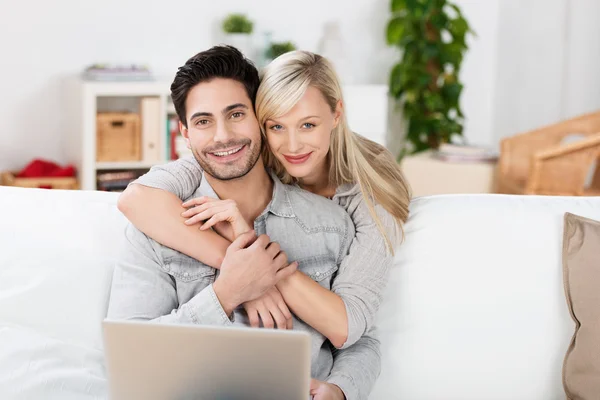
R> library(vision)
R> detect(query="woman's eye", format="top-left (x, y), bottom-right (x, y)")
top-left (231, 112), bottom-right (244, 119)
top-left (269, 124), bottom-right (283, 131)
top-left (302, 123), bottom-right (315, 129)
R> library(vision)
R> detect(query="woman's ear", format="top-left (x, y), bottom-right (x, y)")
top-left (333, 100), bottom-right (343, 129)
top-left (179, 121), bottom-right (191, 149)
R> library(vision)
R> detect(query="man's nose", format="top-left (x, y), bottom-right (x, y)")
top-left (213, 122), bottom-right (234, 143)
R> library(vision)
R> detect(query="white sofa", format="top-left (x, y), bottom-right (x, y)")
top-left (1, 186), bottom-right (599, 400)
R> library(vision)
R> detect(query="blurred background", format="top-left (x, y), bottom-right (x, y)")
top-left (1, 0), bottom-right (599, 197)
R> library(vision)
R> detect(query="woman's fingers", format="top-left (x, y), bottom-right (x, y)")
top-left (184, 205), bottom-right (229, 226)
top-left (200, 214), bottom-right (229, 230)
top-left (181, 196), bottom-right (217, 208)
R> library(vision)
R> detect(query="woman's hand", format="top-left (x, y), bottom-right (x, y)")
top-left (310, 379), bottom-right (345, 400)
top-left (243, 287), bottom-right (293, 330)
top-left (181, 197), bottom-right (251, 240)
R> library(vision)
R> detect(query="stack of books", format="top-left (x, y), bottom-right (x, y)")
top-left (97, 171), bottom-right (139, 192)
top-left (83, 64), bottom-right (153, 81)
top-left (432, 144), bottom-right (498, 163)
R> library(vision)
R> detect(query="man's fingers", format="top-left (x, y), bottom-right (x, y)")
top-left (275, 262), bottom-right (298, 282)
top-left (266, 241), bottom-right (281, 259)
top-left (265, 300), bottom-right (288, 330)
top-left (246, 307), bottom-right (260, 328)
top-left (257, 306), bottom-right (274, 329)
top-left (277, 301), bottom-right (293, 329)
top-left (228, 230), bottom-right (256, 251)
top-left (249, 234), bottom-right (270, 250)
top-left (310, 379), bottom-right (321, 391)
top-left (273, 251), bottom-right (290, 270)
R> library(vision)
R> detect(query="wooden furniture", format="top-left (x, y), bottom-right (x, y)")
top-left (498, 111), bottom-right (600, 196)
top-left (0, 172), bottom-right (79, 190)
top-left (400, 151), bottom-right (498, 197)
top-left (96, 112), bottom-right (141, 162)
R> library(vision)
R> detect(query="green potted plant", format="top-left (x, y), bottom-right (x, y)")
top-left (265, 41), bottom-right (296, 61)
top-left (386, 0), bottom-right (474, 157)
top-left (222, 13), bottom-right (254, 58)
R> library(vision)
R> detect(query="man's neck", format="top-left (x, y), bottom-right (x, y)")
top-left (205, 160), bottom-right (273, 224)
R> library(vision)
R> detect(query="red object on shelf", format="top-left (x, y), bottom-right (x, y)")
top-left (17, 159), bottom-right (76, 179)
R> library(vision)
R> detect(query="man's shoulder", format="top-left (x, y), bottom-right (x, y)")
top-left (284, 184), bottom-right (353, 229)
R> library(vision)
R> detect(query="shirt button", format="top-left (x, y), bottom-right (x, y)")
top-left (316, 272), bottom-right (321, 276)
top-left (184, 272), bottom-right (189, 277)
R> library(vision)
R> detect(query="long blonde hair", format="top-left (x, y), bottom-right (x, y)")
top-left (255, 51), bottom-right (412, 253)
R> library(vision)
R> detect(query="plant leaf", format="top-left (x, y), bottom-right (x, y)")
top-left (386, 17), bottom-right (405, 45)
top-left (391, 0), bottom-right (407, 12)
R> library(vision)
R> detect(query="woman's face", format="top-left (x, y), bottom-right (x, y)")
top-left (265, 86), bottom-right (341, 184)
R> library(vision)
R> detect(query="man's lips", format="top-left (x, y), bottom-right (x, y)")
top-left (206, 144), bottom-right (247, 162)
top-left (283, 152), bottom-right (312, 164)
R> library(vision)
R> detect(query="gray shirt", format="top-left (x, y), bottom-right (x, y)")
top-left (108, 157), bottom-right (396, 400)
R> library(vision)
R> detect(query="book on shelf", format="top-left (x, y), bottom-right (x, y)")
top-left (140, 97), bottom-right (161, 162)
top-left (432, 143), bottom-right (498, 163)
top-left (96, 171), bottom-right (140, 192)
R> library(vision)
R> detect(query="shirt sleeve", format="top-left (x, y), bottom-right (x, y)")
top-left (106, 224), bottom-right (232, 326)
top-left (332, 194), bottom-right (398, 349)
top-left (131, 156), bottom-right (203, 200)
top-left (326, 326), bottom-right (381, 400)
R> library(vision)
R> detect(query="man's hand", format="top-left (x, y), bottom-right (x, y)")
top-left (310, 379), bottom-right (345, 400)
top-left (243, 287), bottom-right (293, 329)
top-left (213, 231), bottom-right (298, 315)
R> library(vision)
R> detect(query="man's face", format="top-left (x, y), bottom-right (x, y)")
top-left (181, 78), bottom-right (262, 181)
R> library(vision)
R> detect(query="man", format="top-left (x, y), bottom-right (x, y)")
top-left (107, 46), bottom-right (380, 400)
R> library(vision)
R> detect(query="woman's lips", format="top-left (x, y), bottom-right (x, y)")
top-left (283, 152), bottom-right (312, 164)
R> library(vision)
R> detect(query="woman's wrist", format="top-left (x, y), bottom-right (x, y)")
top-left (232, 220), bottom-right (252, 239)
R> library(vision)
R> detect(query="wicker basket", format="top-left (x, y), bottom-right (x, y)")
top-left (96, 112), bottom-right (141, 162)
top-left (0, 171), bottom-right (79, 190)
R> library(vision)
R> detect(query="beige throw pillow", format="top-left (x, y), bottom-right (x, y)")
top-left (562, 212), bottom-right (600, 400)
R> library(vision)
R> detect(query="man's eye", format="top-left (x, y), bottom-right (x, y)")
top-left (231, 112), bottom-right (244, 119)
top-left (196, 119), bottom-right (209, 126)
top-left (302, 123), bottom-right (315, 129)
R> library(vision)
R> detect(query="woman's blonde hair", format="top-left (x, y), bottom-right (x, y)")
top-left (255, 51), bottom-right (412, 253)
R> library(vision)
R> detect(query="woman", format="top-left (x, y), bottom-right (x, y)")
top-left (119, 50), bottom-right (411, 396)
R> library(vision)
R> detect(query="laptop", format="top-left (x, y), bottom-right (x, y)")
top-left (102, 320), bottom-right (312, 400)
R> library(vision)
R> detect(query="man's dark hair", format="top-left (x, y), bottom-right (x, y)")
top-left (170, 45), bottom-right (260, 127)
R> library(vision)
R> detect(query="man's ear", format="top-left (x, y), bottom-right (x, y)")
top-left (179, 121), bottom-right (191, 149)
top-left (333, 100), bottom-right (343, 129)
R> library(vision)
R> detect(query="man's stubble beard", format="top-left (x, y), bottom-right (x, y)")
top-left (191, 138), bottom-right (262, 181)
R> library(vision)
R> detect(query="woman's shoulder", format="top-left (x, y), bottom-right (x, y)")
top-left (334, 183), bottom-right (399, 250)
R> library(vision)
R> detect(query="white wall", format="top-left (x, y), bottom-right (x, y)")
top-left (1, 0), bottom-right (599, 171)
top-left (0, 0), bottom-right (396, 171)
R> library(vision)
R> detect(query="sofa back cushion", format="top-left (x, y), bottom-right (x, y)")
top-left (0, 187), bottom-right (125, 351)
top-left (372, 194), bottom-right (600, 400)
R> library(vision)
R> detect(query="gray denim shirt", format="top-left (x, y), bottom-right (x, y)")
top-left (108, 157), bottom-right (396, 400)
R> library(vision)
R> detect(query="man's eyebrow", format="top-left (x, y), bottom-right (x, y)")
top-left (189, 111), bottom-right (213, 120)
top-left (222, 103), bottom-right (248, 114)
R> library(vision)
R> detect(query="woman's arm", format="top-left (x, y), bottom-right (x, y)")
top-left (118, 184), bottom-right (230, 268)
top-left (117, 157), bottom-right (230, 268)
top-left (276, 192), bottom-right (396, 349)
top-left (276, 271), bottom-right (348, 347)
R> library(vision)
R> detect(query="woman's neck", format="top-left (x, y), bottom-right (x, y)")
top-left (298, 160), bottom-right (336, 199)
